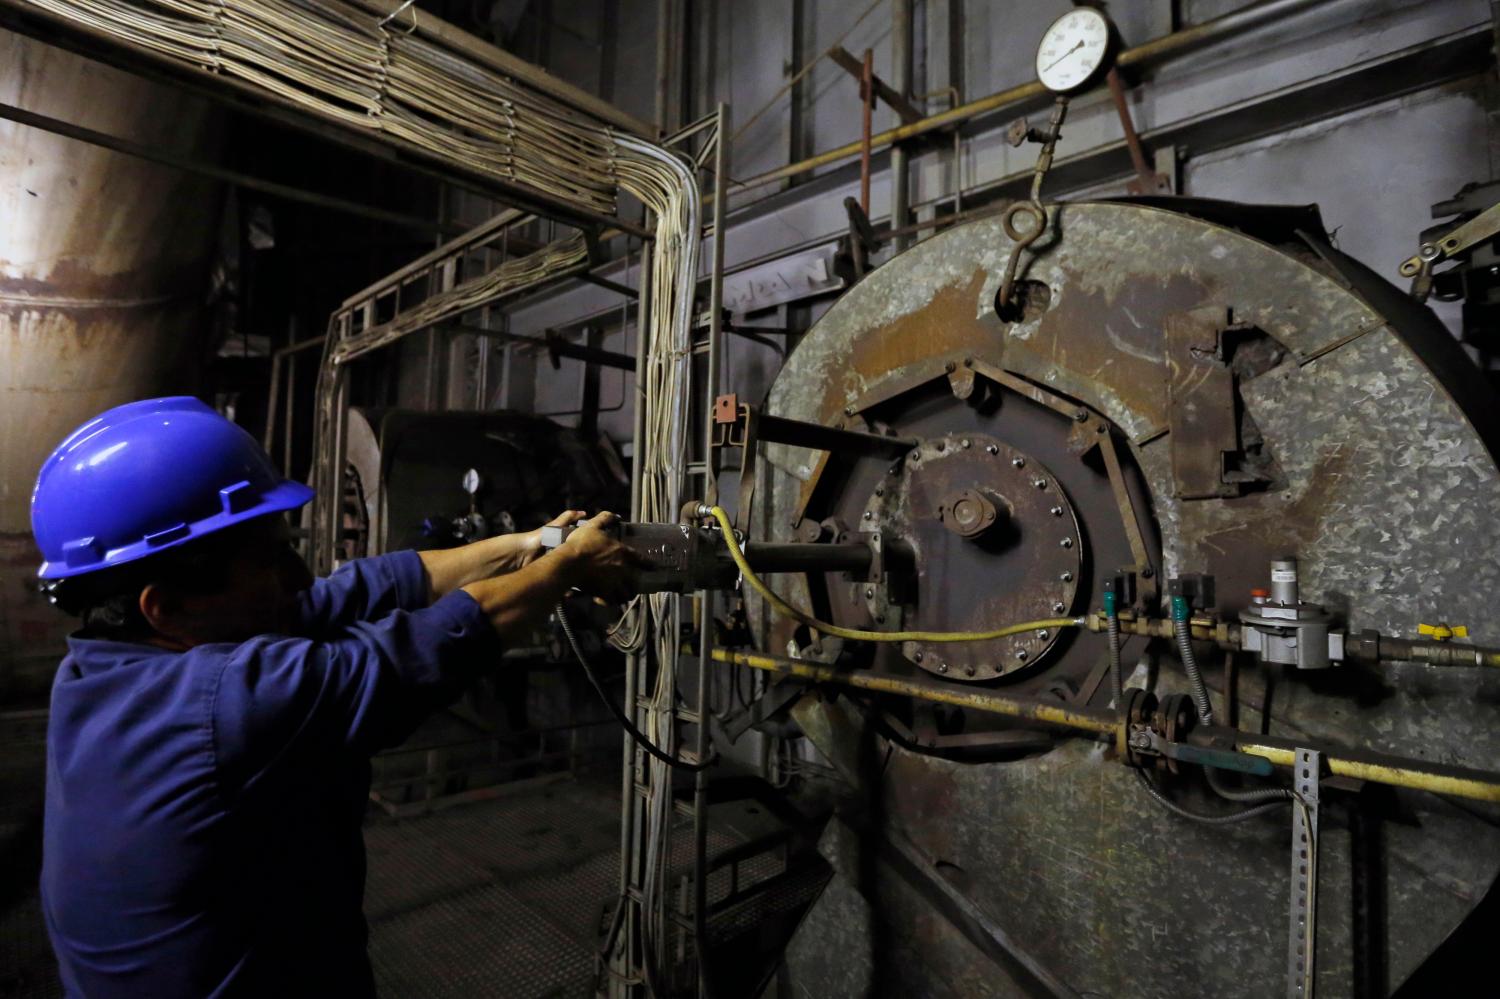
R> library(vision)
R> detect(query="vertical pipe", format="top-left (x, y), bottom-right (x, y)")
top-left (655, 0), bottom-right (675, 133)
top-left (691, 101), bottom-right (730, 999)
top-left (283, 348), bottom-right (295, 478)
top-left (614, 240), bottom-right (651, 999)
top-left (860, 48), bottom-right (874, 214)
top-left (890, 0), bottom-right (913, 250)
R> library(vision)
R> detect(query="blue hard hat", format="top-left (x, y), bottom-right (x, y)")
top-left (31, 397), bottom-right (315, 579)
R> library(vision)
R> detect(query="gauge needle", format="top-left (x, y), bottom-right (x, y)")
top-left (1042, 40), bottom-right (1084, 74)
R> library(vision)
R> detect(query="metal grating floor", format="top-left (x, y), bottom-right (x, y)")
top-left (365, 774), bottom-right (624, 999)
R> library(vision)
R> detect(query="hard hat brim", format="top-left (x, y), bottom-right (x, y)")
top-left (37, 480), bottom-right (315, 580)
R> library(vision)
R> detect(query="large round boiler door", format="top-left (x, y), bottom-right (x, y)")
top-left (862, 432), bottom-right (1082, 680)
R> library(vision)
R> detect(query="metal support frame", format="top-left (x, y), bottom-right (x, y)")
top-left (263, 334), bottom-right (327, 480)
top-left (1288, 749), bottom-right (1322, 999)
top-left (608, 103), bottom-right (729, 999)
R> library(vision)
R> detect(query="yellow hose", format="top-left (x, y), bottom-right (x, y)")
top-left (708, 506), bottom-right (1081, 643)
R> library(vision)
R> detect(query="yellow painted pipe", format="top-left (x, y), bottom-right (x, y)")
top-left (1235, 741), bottom-right (1500, 804)
top-left (713, 648), bottom-right (1500, 803)
top-left (712, 648), bottom-right (1119, 736)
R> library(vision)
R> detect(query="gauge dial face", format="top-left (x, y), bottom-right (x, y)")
top-left (1035, 7), bottom-right (1113, 93)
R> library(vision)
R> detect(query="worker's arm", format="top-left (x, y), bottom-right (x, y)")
top-left (461, 511), bottom-right (642, 642)
top-left (293, 510), bottom-right (588, 633)
top-left (214, 511), bottom-right (643, 763)
top-left (418, 509), bottom-right (587, 601)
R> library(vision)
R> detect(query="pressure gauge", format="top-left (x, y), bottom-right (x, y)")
top-left (1035, 7), bottom-right (1115, 93)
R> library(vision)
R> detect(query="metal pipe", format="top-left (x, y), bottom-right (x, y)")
top-left (711, 648), bottom-right (1119, 736)
top-left (1225, 731), bottom-right (1500, 804)
top-left (690, 103), bottom-right (730, 999)
top-left (860, 47), bottom-right (874, 214)
top-left (737, 542), bottom-right (872, 576)
top-left (263, 334), bottom-right (328, 457)
top-left (735, 0), bottom-right (1331, 193)
top-left (713, 649), bottom-right (1500, 803)
top-left (890, 0), bottom-right (912, 251)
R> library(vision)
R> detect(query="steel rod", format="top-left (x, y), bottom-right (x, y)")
top-left (755, 411), bottom-right (917, 456)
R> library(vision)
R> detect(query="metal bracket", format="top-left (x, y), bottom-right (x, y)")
top-left (1288, 748), bottom-right (1321, 999)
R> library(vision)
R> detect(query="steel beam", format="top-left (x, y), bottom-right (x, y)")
top-left (0, 99), bottom-right (466, 237)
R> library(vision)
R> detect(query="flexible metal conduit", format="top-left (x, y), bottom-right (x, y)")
top-left (735, 0), bottom-right (1332, 192)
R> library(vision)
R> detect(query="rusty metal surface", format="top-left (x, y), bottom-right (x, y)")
top-left (856, 431), bottom-right (1081, 681)
top-left (759, 200), bottom-right (1500, 995)
top-left (1165, 306), bottom-right (1240, 499)
top-left (0, 31), bottom-right (220, 695)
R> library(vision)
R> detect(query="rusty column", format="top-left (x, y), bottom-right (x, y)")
top-left (860, 47), bottom-right (873, 214)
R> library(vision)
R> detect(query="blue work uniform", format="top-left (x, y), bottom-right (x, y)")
top-left (41, 551), bottom-right (500, 998)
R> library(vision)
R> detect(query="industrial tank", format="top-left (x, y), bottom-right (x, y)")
top-left (0, 30), bottom-right (220, 697)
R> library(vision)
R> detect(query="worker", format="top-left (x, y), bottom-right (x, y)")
top-left (30, 396), bottom-right (643, 998)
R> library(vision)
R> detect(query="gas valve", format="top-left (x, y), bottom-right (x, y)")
top-left (1238, 556), bottom-right (1343, 669)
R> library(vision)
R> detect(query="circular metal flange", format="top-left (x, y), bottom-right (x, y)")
top-left (861, 432), bottom-right (1081, 681)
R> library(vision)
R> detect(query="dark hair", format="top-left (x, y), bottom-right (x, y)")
top-left (45, 530), bottom-right (244, 641)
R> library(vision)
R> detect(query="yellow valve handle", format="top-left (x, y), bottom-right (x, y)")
top-left (707, 505), bottom-right (1081, 644)
top-left (1418, 622), bottom-right (1468, 641)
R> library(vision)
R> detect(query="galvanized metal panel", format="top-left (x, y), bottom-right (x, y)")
top-left (764, 200), bottom-right (1500, 996)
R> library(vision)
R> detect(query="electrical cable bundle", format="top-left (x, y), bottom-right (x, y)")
top-left (20, 0), bottom-right (620, 211)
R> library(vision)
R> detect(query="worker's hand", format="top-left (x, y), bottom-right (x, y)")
top-left (557, 511), bottom-right (645, 603)
top-left (511, 510), bottom-right (588, 570)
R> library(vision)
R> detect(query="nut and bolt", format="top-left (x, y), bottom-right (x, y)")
top-left (843, 405), bottom-right (855, 416)
top-left (1033, 478), bottom-right (1048, 490)
top-left (986, 444), bottom-right (999, 455)
top-left (1131, 731), bottom-right (1153, 750)
top-left (1016, 649), bottom-right (1029, 662)
top-left (911, 451), bottom-right (921, 461)
top-left (1012, 457), bottom-right (1026, 468)
top-left (874, 485), bottom-right (884, 496)
top-left (1061, 571), bottom-right (1074, 582)
top-left (960, 438), bottom-right (971, 449)
top-left (944, 361), bottom-right (956, 373)
top-left (935, 440), bottom-right (946, 451)
top-left (863, 510), bottom-right (873, 520)
top-left (938, 663), bottom-right (949, 673)
top-left (1073, 408), bottom-right (1088, 422)
top-left (1050, 506), bottom-right (1064, 516)
top-left (1038, 629), bottom-right (1050, 640)
top-left (1059, 537), bottom-right (1073, 548)
top-left (876, 615), bottom-right (886, 624)
top-left (914, 652), bottom-right (924, 662)
top-left (1053, 601), bottom-right (1066, 613)
top-left (864, 587), bottom-right (875, 599)
top-left (963, 358), bottom-right (973, 367)
top-left (964, 665), bottom-right (976, 676)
